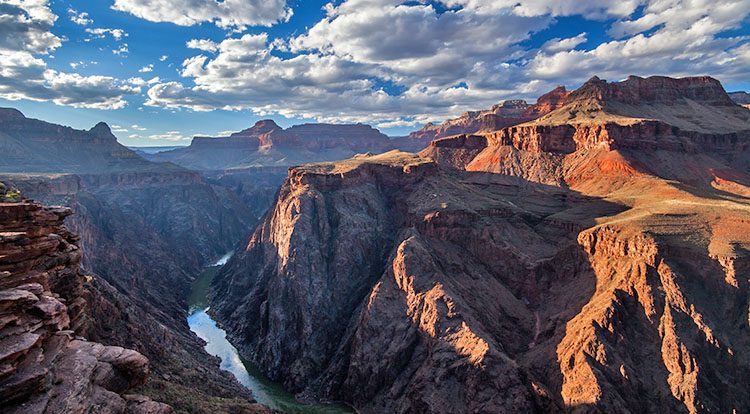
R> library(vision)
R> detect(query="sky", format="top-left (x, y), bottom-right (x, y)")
top-left (1, 0), bottom-right (749, 146)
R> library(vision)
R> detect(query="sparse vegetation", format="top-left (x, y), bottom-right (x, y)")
top-left (0, 182), bottom-right (22, 202)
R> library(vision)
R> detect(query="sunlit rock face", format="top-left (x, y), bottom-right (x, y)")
top-left (399, 86), bottom-right (570, 151)
top-left (213, 76), bottom-right (750, 414)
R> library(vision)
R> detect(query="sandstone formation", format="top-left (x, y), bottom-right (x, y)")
top-left (0, 196), bottom-right (172, 413)
top-left (401, 86), bottom-right (569, 150)
top-left (150, 120), bottom-right (394, 170)
top-left (212, 76), bottom-right (750, 413)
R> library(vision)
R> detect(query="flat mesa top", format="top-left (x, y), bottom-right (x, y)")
top-left (292, 150), bottom-right (433, 175)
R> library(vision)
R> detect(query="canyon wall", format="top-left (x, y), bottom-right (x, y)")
top-left (0, 110), bottom-right (276, 413)
top-left (212, 76), bottom-right (750, 413)
top-left (404, 86), bottom-right (570, 149)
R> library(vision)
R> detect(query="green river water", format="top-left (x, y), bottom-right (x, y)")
top-left (187, 255), bottom-right (355, 414)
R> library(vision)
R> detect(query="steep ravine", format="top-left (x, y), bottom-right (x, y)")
top-left (208, 74), bottom-right (750, 414)
top-left (187, 254), bottom-right (355, 413)
top-left (0, 198), bottom-right (172, 413)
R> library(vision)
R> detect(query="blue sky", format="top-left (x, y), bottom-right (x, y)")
top-left (1, 0), bottom-right (749, 146)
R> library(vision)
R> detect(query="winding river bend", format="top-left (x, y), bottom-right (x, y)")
top-left (187, 253), bottom-right (354, 414)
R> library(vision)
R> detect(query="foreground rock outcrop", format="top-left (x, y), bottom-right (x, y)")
top-left (0, 197), bottom-right (172, 413)
top-left (212, 76), bottom-right (750, 413)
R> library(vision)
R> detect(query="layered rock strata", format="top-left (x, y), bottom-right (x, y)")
top-left (0, 199), bottom-right (172, 414)
top-left (151, 121), bottom-right (394, 170)
top-left (404, 86), bottom-right (569, 148)
top-left (0, 111), bottom-right (273, 413)
top-left (210, 152), bottom-right (622, 413)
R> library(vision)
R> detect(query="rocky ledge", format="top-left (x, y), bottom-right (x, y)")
top-left (0, 199), bottom-right (172, 414)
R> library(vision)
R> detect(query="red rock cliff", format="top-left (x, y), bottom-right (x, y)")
top-left (405, 86), bottom-right (570, 148)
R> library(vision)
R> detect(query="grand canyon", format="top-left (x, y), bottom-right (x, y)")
top-left (2, 1), bottom-right (750, 413)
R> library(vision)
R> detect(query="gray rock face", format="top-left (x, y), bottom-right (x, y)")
top-left (150, 120), bottom-right (395, 170)
top-left (0, 109), bottom-right (158, 174)
top-left (727, 91), bottom-right (749, 105)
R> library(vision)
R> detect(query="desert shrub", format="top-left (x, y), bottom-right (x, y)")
top-left (0, 182), bottom-right (22, 202)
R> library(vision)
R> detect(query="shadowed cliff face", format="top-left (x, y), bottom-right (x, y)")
top-left (213, 76), bottom-right (750, 414)
top-left (0, 173), bottom-right (276, 414)
top-left (0, 109), bottom-right (160, 174)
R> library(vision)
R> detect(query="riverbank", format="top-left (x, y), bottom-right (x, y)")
top-left (187, 257), bottom-right (355, 414)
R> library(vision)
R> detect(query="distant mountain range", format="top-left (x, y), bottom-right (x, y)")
top-left (128, 145), bottom-right (186, 155)
top-left (147, 120), bottom-right (394, 170)
top-left (0, 108), bottom-right (165, 174)
top-left (729, 90), bottom-right (750, 104)
top-left (143, 88), bottom-right (575, 170)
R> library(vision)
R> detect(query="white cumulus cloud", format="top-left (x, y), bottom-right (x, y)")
top-left (68, 8), bottom-right (93, 26)
top-left (0, 1), bottom-right (140, 109)
top-left (186, 39), bottom-right (219, 52)
top-left (86, 27), bottom-right (128, 41)
top-left (111, 0), bottom-right (292, 30)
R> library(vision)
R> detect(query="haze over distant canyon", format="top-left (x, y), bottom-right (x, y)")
top-left (2, 1), bottom-right (750, 414)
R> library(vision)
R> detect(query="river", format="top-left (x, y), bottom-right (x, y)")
top-left (187, 253), bottom-right (355, 414)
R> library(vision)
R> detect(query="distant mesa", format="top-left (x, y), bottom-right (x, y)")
top-left (423, 74), bottom-right (750, 176)
top-left (230, 119), bottom-right (282, 137)
top-left (729, 90), bottom-right (750, 105)
top-left (147, 86), bottom-right (574, 171)
top-left (89, 121), bottom-right (117, 141)
top-left (0, 110), bottom-right (176, 174)
top-left (0, 107), bottom-right (25, 121)
top-left (402, 85), bottom-right (570, 148)
top-left (150, 119), bottom-right (395, 170)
